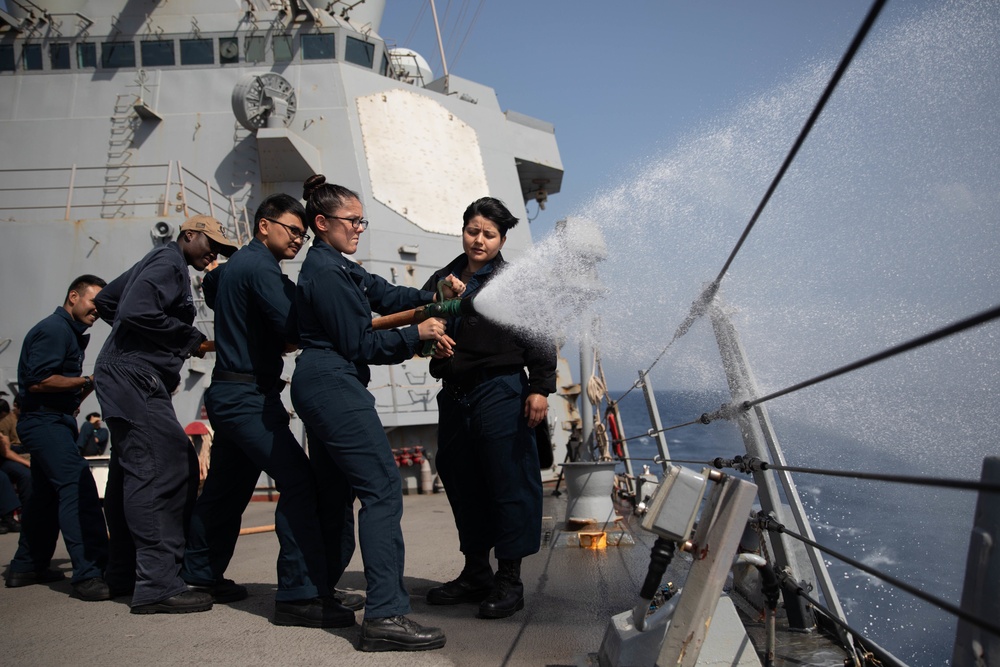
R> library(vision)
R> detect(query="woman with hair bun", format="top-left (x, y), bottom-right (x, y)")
top-left (422, 197), bottom-right (556, 620)
top-left (291, 175), bottom-right (463, 652)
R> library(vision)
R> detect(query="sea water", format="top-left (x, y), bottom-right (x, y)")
top-left (477, 2), bottom-right (1000, 664)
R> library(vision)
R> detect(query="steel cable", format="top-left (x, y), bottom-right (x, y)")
top-left (759, 515), bottom-right (1000, 639)
top-left (614, 0), bottom-right (888, 405)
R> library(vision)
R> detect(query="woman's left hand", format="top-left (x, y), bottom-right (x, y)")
top-left (524, 393), bottom-right (548, 428)
top-left (439, 277), bottom-right (466, 300)
top-left (433, 334), bottom-right (457, 358)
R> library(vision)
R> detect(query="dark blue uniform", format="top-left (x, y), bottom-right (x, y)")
top-left (182, 238), bottom-right (331, 601)
top-left (8, 308), bottom-right (108, 583)
top-left (93, 242), bottom-right (205, 606)
top-left (291, 239), bottom-right (434, 619)
top-left (425, 254), bottom-right (555, 561)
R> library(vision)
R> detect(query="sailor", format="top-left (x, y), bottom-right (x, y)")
top-left (93, 215), bottom-right (237, 614)
top-left (5, 275), bottom-right (111, 600)
top-left (292, 175), bottom-right (462, 652)
top-left (181, 194), bottom-right (358, 627)
top-left (423, 197), bottom-right (555, 619)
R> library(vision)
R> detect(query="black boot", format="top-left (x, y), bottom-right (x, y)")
top-left (478, 558), bottom-right (524, 619)
top-left (359, 615), bottom-right (446, 652)
top-left (426, 552), bottom-right (493, 605)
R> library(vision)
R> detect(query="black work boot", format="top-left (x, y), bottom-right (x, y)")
top-left (426, 552), bottom-right (493, 605)
top-left (478, 558), bottom-right (524, 619)
top-left (359, 615), bottom-right (446, 652)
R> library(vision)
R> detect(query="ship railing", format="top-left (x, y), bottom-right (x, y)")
top-left (0, 161), bottom-right (252, 245)
top-left (596, 304), bottom-right (1000, 666)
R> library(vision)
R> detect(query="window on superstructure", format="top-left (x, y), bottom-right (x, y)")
top-left (246, 35), bottom-right (266, 63)
top-left (102, 41), bottom-right (136, 68)
top-left (77, 43), bottom-right (97, 68)
top-left (141, 41), bottom-right (175, 67)
top-left (50, 43), bottom-right (72, 70)
top-left (380, 52), bottom-right (389, 76)
top-left (180, 39), bottom-right (214, 65)
top-left (273, 35), bottom-right (293, 62)
top-left (0, 45), bottom-right (14, 73)
top-left (22, 43), bottom-right (42, 70)
top-left (301, 33), bottom-right (335, 60)
top-left (345, 37), bottom-right (374, 69)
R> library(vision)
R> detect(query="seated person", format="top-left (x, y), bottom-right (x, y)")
top-left (77, 412), bottom-right (110, 457)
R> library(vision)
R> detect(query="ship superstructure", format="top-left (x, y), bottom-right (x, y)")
top-left (0, 0), bottom-right (575, 486)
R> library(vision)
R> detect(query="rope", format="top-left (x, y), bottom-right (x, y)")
top-left (586, 350), bottom-right (613, 461)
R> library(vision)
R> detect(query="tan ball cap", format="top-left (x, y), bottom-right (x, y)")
top-left (180, 215), bottom-right (239, 256)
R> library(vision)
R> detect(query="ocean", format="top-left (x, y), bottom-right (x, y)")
top-left (609, 388), bottom-right (969, 666)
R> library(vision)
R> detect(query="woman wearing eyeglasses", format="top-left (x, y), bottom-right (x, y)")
top-left (291, 174), bottom-right (463, 653)
top-left (422, 197), bottom-right (556, 620)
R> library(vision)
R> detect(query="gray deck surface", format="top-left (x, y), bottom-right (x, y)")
top-left (0, 487), bottom-right (665, 666)
top-left (1, 485), bottom-right (843, 666)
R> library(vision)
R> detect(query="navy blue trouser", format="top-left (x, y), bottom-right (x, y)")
top-left (291, 353), bottom-right (405, 619)
top-left (182, 381), bottom-right (331, 601)
top-left (98, 363), bottom-right (198, 607)
top-left (8, 412), bottom-right (108, 583)
top-left (1, 459), bottom-right (32, 507)
top-left (436, 372), bottom-right (543, 560)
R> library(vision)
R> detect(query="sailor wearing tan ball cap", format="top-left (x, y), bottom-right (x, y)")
top-left (90, 213), bottom-right (239, 614)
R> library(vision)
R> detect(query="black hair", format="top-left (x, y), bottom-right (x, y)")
top-left (462, 197), bottom-right (519, 237)
top-left (86, 412), bottom-right (101, 421)
top-left (65, 274), bottom-right (107, 303)
top-left (302, 174), bottom-right (360, 234)
top-left (0, 399), bottom-right (8, 415)
top-left (254, 193), bottom-right (307, 235)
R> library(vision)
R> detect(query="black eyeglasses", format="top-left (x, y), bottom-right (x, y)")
top-left (263, 217), bottom-right (311, 242)
top-left (324, 214), bottom-right (370, 231)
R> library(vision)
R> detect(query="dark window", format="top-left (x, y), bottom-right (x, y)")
top-left (77, 43), bottom-right (97, 68)
top-left (273, 35), bottom-right (293, 62)
top-left (102, 41), bottom-right (136, 68)
top-left (345, 36), bottom-right (374, 68)
top-left (50, 43), bottom-right (72, 70)
top-left (380, 52), bottom-right (389, 76)
top-left (180, 38), bottom-right (214, 65)
top-left (301, 33), bottom-right (335, 60)
top-left (219, 37), bottom-right (239, 64)
top-left (245, 35), bottom-right (265, 63)
top-left (22, 43), bottom-right (43, 70)
top-left (0, 45), bottom-right (15, 72)
top-left (141, 41), bottom-right (175, 67)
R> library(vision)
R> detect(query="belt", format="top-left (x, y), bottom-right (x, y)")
top-left (28, 405), bottom-right (75, 416)
top-left (212, 370), bottom-right (256, 384)
top-left (212, 369), bottom-right (287, 393)
top-left (443, 366), bottom-right (522, 396)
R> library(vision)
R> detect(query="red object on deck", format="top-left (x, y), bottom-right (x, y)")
top-left (184, 421), bottom-right (211, 436)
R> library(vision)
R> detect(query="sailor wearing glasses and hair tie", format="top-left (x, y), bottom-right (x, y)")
top-left (292, 174), bottom-right (464, 652)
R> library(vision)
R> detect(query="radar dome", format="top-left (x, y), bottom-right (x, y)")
top-left (388, 48), bottom-right (433, 87)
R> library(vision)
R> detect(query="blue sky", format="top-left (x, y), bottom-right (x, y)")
top-left (377, 0), bottom-right (924, 238)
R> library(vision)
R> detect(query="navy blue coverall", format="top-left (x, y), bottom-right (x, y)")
top-left (424, 253), bottom-right (555, 562)
top-left (8, 308), bottom-right (109, 583)
top-left (290, 239), bottom-right (434, 619)
top-left (182, 238), bottom-right (332, 602)
top-left (93, 242), bottom-right (206, 606)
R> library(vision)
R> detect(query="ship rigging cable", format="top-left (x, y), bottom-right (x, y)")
top-left (756, 514), bottom-right (1000, 639)
top-left (613, 0), bottom-right (887, 405)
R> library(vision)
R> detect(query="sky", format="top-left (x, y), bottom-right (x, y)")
top-left (377, 0), bottom-right (919, 239)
